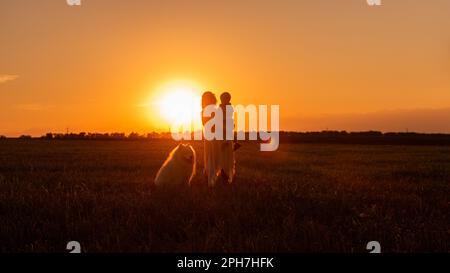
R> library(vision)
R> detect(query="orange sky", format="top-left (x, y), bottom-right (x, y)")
top-left (1, 0), bottom-right (450, 136)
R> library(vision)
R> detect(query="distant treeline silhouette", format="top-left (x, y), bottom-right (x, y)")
top-left (279, 131), bottom-right (450, 145)
top-left (2, 131), bottom-right (450, 145)
top-left (40, 132), bottom-right (172, 140)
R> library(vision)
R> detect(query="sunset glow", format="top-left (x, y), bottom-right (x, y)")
top-left (1, 1), bottom-right (450, 136)
top-left (151, 81), bottom-right (203, 132)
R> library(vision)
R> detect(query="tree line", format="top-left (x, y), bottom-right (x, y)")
top-left (2, 130), bottom-right (450, 145)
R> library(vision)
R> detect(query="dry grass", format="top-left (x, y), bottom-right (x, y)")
top-left (0, 139), bottom-right (448, 252)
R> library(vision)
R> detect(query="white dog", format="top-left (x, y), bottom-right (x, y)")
top-left (154, 144), bottom-right (196, 186)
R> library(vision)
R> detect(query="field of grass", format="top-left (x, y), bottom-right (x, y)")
top-left (0, 139), bottom-right (448, 252)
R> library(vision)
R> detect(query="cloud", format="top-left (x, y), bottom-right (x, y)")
top-left (0, 74), bottom-right (19, 84)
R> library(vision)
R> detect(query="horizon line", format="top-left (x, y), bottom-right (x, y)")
top-left (3, 130), bottom-right (450, 139)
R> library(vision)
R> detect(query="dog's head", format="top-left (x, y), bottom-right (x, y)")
top-left (173, 143), bottom-right (196, 165)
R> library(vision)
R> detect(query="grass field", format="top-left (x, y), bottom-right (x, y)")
top-left (0, 139), bottom-right (448, 252)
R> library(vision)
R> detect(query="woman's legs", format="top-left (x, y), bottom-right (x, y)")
top-left (204, 140), bottom-right (218, 187)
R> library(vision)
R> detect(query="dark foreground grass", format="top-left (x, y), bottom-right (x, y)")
top-left (0, 139), bottom-right (448, 252)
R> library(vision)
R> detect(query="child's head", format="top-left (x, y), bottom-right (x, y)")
top-left (220, 92), bottom-right (231, 104)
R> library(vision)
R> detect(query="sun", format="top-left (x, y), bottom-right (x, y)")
top-left (152, 81), bottom-right (203, 132)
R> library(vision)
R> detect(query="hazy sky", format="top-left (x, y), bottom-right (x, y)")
top-left (1, 0), bottom-right (450, 136)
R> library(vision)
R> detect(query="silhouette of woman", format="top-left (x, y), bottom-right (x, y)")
top-left (201, 91), bottom-right (219, 186)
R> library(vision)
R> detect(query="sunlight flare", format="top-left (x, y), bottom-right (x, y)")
top-left (151, 81), bottom-right (203, 132)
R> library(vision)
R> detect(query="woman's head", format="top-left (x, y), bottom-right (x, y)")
top-left (201, 91), bottom-right (217, 109)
